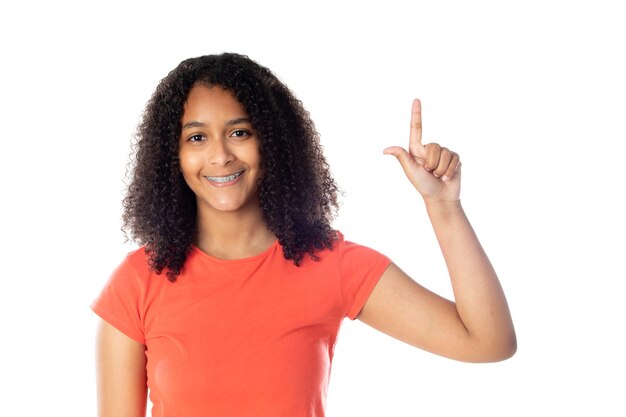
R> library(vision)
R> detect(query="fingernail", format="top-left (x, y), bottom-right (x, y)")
top-left (442, 176), bottom-right (449, 182)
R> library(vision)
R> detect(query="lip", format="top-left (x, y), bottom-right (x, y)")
top-left (204, 171), bottom-right (244, 187)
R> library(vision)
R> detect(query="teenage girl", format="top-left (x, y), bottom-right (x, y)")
top-left (93, 53), bottom-right (516, 417)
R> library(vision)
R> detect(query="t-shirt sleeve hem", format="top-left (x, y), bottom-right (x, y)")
top-left (346, 257), bottom-right (392, 320)
top-left (91, 304), bottom-right (146, 345)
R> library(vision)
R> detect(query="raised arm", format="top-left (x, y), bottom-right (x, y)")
top-left (358, 99), bottom-right (516, 363)
top-left (96, 319), bottom-right (148, 417)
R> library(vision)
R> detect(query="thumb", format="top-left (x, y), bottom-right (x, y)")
top-left (383, 146), bottom-right (422, 169)
top-left (383, 145), bottom-right (427, 182)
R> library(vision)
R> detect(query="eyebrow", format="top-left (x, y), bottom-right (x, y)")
top-left (182, 117), bottom-right (251, 130)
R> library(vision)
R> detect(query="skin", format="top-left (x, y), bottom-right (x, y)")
top-left (361, 99), bottom-right (516, 362)
top-left (96, 320), bottom-right (147, 417)
top-left (177, 85), bottom-right (276, 259)
top-left (96, 95), bottom-right (516, 416)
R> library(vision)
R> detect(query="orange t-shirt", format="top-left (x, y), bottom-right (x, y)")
top-left (92, 233), bottom-right (391, 417)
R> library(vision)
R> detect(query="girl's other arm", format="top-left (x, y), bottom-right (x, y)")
top-left (96, 319), bottom-right (147, 417)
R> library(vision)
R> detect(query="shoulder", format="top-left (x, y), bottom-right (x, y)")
top-left (107, 246), bottom-right (156, 289)
top-left (331, 231), bottom-right (388, 260)
top-left (123, 245), bottom-right (151, 270)
top-left (309, 230), bottom-right (390, 270)
top-left (321, 232), bottom-right (392, 319)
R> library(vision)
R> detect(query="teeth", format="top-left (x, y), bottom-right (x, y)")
top-left (206, 171), bottom-right (242, 183)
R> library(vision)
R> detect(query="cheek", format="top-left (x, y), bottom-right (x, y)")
top-left (245, 142), bottom-right (262, 169)
top-left (179, 149), bottom-right (202, 174)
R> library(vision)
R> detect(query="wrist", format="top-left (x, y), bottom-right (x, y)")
top-left (424, 199), bottom-right (463, 219)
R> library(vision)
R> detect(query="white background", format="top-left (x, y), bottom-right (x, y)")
top-left (1, 0), bottom-right (624, 415)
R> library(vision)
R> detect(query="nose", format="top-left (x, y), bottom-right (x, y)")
top-left (208, 137), bottom-right (235, 166)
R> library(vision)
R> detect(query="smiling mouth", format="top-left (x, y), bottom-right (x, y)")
top-left (205, 171), bottom-right (243, 183)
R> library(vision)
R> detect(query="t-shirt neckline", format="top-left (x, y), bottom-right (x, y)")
top-left (190, 239), bottom-right (280, 264)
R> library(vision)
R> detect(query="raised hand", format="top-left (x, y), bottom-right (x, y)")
top-left (383, 99), bottom-right (461, 204)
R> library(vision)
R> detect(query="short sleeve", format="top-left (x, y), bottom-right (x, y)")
top-left (91, 252), bottom-right (147, 344)
top-left (338, 238), bottom-right (392, 320)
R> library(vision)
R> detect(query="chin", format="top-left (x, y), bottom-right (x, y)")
top-left (206, 199), bottom-right (255, 213)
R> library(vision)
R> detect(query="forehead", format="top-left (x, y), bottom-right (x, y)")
top-left (182, 84), bottom-right (248, 120)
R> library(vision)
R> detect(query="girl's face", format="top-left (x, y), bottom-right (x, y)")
top-left (179, 84), bottom-right (262, 215)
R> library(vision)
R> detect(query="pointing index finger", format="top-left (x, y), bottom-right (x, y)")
top-left (410, 98), bottom-right (423, 151)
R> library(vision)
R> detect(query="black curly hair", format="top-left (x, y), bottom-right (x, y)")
top-left (122, 53), bottom-right (339, 281)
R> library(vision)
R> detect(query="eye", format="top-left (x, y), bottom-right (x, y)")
top-left (230, 129), bottom-right (250, 139)
top-left (230, 129), bottom-right (251, 139)
top-left (188, 134), bottom-right (205, 142)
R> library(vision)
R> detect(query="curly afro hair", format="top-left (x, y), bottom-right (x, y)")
top-left (122, 53), bottom-right (339, 282)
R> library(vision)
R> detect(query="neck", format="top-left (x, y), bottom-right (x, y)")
top-left (194, 203), bottom-right (276, 260)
